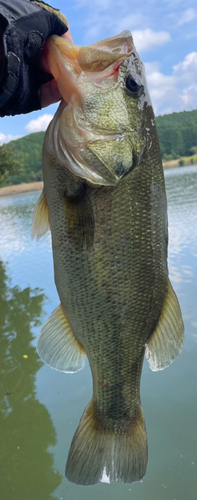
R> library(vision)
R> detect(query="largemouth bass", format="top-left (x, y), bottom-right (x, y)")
top-left (32, 31), bottom-right (184, 485)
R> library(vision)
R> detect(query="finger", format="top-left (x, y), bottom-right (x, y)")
top-left (62, 28), bottom-right (74, 44)
top-left (38, 78), bottom-right (64, 108)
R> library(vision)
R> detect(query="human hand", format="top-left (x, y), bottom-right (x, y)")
top-left (0, 0), bottom-right (69, 117)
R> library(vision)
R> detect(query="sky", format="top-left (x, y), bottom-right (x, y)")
top-left (0, 0), bottom-right (197, 144)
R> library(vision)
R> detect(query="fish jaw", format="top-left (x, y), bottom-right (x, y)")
top-left (43, 31), bottom-right (149, 186)
top-left (43, 31), bottom-right (133, 104)
top-left (42, 36), bottom-right (81, 104)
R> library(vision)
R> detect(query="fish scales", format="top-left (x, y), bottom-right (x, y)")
top-left (32, 30), bottom-right (184, 485)
top-left (45, 117), bottom-right (166, 419)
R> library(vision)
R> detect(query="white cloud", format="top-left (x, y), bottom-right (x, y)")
top-left (173, 52), bottom-right (197, 83)
top-left (145, 52), bottom-right (197, 115)
top-left (132, 29), bottom-right (171, 52)
top-left (145, 63), bottom-right (175, 114)
top-left (80, 2), bottom-right (171, 50)
top-left (116, 14), bottom-right (148, 33)
top-left (25, 114), bottom-right (53, 133)
top-left (178, 8), bottom-right (197, 25)
top-left (84, 21), bottom-right (171, 53)
top-left (180, 85), bottom-right (197, 108)
top-left (0, 133), bottom-right (20, 146)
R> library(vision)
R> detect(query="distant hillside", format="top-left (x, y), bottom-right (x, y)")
top-left (1, 109), bottom-right (197, 185)
top-left (156, 109), bottom-right (197, 160)
top-left (3, 132), bottom-right (45, 185)
top-left (10, 131), bottom-right (45, 169)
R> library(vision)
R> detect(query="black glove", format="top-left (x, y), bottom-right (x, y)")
top-left (0, 0), bottom-right (68, 116)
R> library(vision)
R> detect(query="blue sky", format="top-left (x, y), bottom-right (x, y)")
top-left (0, 0), bottom-right (197, 144)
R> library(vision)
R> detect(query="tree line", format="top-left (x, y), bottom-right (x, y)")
top-left (0, 132), bottom-right (45, 186)
top-left (156, 109), bottom-right (197, 161)
top-left (0, 109), bottom-right (197, 186)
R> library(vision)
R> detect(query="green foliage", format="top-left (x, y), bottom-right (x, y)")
top-left (1, 132), bottom-right (45, 186)
top-left (162, 153), bottom-right (178, 161)
top-left (156, 109), bottom-right (197, 158)
top-left (190, 146), bottom-right (197, 155)
top-left (179, 159), bottom-right (185, 166)
top-left (0, 144), bottom-right (24, 185)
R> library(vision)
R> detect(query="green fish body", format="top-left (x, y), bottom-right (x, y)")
top-left (32, 31), bottom-right (184, 485)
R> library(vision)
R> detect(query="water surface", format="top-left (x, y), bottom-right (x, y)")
top-left (0, 166), bottom-right (197, 500)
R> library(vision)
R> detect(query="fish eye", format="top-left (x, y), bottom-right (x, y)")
top-left (124, 75), bottom-right (144, 98)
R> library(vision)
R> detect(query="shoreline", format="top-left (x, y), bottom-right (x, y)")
top-left (162, 157), bottom-right (197, 169)
top-left (0, 181), bottom-right (43, 198)
top-left (0, 159), bottom-right (196, 197)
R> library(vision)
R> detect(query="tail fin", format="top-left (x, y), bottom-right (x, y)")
top-left (65, 399), bottom-right (148, 485)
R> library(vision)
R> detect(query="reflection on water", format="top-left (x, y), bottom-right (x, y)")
top-left (166, 166), bottom-right (197, 355)
top-left (0, 261), bottom-right (62, 500)
top-left (0, 166), bottom-right (197, 500)
top-left (166, 165), bottom-right (197, 272)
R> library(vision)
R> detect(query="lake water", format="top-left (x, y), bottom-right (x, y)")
top-left (0, 165), bottom-right (197, 500)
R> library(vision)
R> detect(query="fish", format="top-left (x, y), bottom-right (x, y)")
top-left (32, 30), bottom-right (184, 485)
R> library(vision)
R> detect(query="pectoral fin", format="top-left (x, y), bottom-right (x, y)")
top-left (145, 279), bottom-right (184, 371)
top-left (31, 190), bottom-right (50, 241)
top-left (37, 305), bottom-right (86, 373)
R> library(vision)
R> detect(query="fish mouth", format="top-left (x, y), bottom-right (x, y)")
top-left (44, 32), bottom-right (144, 186)
top-left (43, 31), bottom-right (133, 104)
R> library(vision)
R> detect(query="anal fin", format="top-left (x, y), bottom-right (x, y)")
top-left (37, 305), bottom-right (86, 373)
top-left (145, 279), bottom-right (184, 371)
